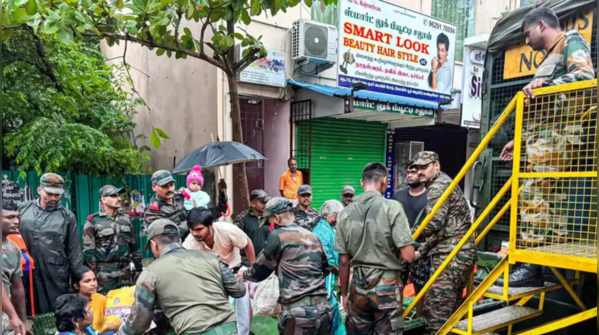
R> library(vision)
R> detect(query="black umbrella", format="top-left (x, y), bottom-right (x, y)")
top-left (171, 141), bottom-right (267, 175)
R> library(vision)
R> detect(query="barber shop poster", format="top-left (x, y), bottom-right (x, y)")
top-left (337, 0), bottom-right (457, 104)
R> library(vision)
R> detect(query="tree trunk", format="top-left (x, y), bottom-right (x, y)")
top-left (226, 73), bottom-right (251, 210)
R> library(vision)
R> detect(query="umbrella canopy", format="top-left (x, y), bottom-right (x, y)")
top-left (172, 141), bottom-right (267, 174)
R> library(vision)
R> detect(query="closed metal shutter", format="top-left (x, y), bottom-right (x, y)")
top-left (297, 118), bottom-right (387, 209)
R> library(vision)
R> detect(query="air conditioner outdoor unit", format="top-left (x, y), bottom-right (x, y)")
top-left (292, 19), bottom-right (337, 65)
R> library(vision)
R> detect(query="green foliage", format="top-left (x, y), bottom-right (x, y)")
top-left (2, 0), bottom-right (338, 75)
top-left (2, 29), bottom-right (151, 177)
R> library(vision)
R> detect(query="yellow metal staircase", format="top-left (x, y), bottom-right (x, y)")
top-left (405, 80), bottom-right (598, 335)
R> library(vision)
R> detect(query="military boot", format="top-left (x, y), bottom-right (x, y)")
top-left (495, 263), bottom-right (544, 288)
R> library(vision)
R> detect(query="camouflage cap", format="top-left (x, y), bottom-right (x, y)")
top-left (409, 151), bottom-right (440, 167)
top-left (297, 185), bottom-right (313, 196)
top-left (342, 185), bottom-right (356, 195)
top-left (263, 197), bottom-right (294, 218)
top-left (250, 189), bottom-right (271, 203)
top-left (40, 173), bottom-right (65, 195)
top-left (99, 185), bottom-right (124, 198)
top-left (145, 219), bottom-right (180, 250)
top-left (151, 170), bottom-right (175, 186)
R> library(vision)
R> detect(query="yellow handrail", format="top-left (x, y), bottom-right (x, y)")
top-left (403, 177), bottom-right (514, 317)
top-left (412, 95), bottom-right (517, 241)
top-left (475, 185), bottom-right (524, 245)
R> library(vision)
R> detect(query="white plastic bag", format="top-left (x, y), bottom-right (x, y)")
top-left (251, 274), bottom-right (281, 317)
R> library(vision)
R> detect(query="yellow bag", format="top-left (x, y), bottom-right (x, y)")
top-left (101, 286), bottom-right (136, 333)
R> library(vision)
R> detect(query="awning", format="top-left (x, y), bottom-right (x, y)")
top-left (289, 79), bottom-right (438, 128)
top-left (288, 79), bottom-right (440, 109)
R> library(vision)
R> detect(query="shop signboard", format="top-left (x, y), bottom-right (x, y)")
top-left (385, 130), bottom-right (395, 199)
top-left (238, 48), bottom-right (286, 88)
top-left (337, 0), bottom-right (457, 104)
top-left (353, 99), bottom-right (436, 118)
top-left (461, 47), bottom-right (484, 128)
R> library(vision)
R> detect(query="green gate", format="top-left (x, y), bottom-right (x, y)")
top-left (2, 170), bottom-right (216, 258)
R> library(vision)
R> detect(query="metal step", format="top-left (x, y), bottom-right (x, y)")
top-left (484, 282), bottom-right (561, 301)
top-left (453, 305), bottom-right (542, 334)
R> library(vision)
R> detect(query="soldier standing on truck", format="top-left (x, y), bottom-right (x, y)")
top-left (499, 7), bottom-right (595, 288)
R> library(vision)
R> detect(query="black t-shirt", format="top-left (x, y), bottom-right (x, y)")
top-left (392, 187), bottom-right (428, 228)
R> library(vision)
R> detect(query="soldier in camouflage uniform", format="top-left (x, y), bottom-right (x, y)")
top-left (119, 219), bottom-right (246, 335)
top-left (294, 185), bottom-right (321, 231)
top-left (144, 171), bottom-right (189, 238)
top-left (240, 197), bottom-right (332, 335)
top-left (500, 7), bottom-right (596, 287)
top-left (2, 201), bottom-right (29, 335)
top-left (234, 190), bottom-right (272, 264)
top-left (335, 162), bottom-right (416, 335)
top-left (83, 185), bottom-right (143, 294)
top-left (409, 152), bottom-right (477, 335)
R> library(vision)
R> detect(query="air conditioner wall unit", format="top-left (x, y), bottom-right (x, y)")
top-left (292, 19), bottom-right (337, 65)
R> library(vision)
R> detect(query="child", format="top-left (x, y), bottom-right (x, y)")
top-left (184, 165), bottom-right (211, 210)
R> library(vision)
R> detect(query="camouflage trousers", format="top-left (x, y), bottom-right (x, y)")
top-left (423, 248), bottom-right (477, 335)
top-left (346, 268), bottom-right (404, 335)
top-left (279, 296), bottom-right (332, 335)
top-left (2, 312), bottom-right (13, 335)
top-left (97, 263), bottom-right (134, 294)
top-left (519, 126), bottom-right (581, 247)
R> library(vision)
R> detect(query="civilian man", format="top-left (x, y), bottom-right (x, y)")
top-left (279, 158), bottom-right (303, 200)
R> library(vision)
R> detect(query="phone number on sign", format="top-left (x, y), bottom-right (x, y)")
top-left (426, 20), bottom-right (456, 34)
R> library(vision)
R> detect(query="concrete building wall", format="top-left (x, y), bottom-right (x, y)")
top-left (263, 100), bottom-right (291, 196)
top-left (101, 20), bottom-right (219, 173)
top-left (475, 0), bottom-right (521, 35)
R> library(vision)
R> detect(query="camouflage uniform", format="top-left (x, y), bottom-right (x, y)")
top-left (294, 185), bottom-right (321, 231)
top-left (83, 186), bottom-right (143, 294)
top-left (119, 219), bottom-right (246, 335)
top-left (234, 190), bottom-right (272, 259)
top-left (243, 197), bottom-right (332, 335)
top-left (144, 171), bottom-right (189, 238)
top-left (519, 30), bottom-right (595, 247)
top-left (335, 189), bottom-right (415, 335)
top-left (409, 152), bottom-right (477, 335)
top-left (2, 240), bottom-right (22, 335)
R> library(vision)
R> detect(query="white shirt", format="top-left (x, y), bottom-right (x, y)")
top-left (182, 221), bottom-right (249, 268)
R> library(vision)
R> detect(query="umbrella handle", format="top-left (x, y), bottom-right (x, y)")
top-left (221, 202), bottom-right (232, 218)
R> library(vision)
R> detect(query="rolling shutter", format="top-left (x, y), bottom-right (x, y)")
top-left (299, 118), bottom-right (386, 210)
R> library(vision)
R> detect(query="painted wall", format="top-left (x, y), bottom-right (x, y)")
top-left (263, 100), bottom-right (291, 197)
top-left (101, 20), bottom-right (219, 173)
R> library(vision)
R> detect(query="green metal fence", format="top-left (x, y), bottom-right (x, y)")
top-left (2, 170), bottom-right (215, 258)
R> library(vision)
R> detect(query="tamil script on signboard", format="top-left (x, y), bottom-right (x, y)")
top-left (2, 179), bottom-right (33, 205)
top-left (504, 9), bottom-right (594, 80)
top-left (337, 0), bottom-right (457, 104)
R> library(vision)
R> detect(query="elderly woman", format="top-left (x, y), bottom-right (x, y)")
top-left (55, 294), bottom-right (97, 335)
top-left (313, 200), bottom-right (347, 335)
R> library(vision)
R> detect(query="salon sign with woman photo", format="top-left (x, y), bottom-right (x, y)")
top-left (336, 0), bottom-right (457, 104)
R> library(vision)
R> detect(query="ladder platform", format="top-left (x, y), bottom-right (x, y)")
top-left (484, 282), bottom-right (561, 301)
top-left (453, 305), bottom-right (542, 335)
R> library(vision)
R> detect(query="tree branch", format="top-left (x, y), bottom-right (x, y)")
top-left (234, 47), bottom-right (262, 72)
top-left (82, 30), bottom-right (227, 71)
top-left (26, 27), bottom-right (64, 93)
